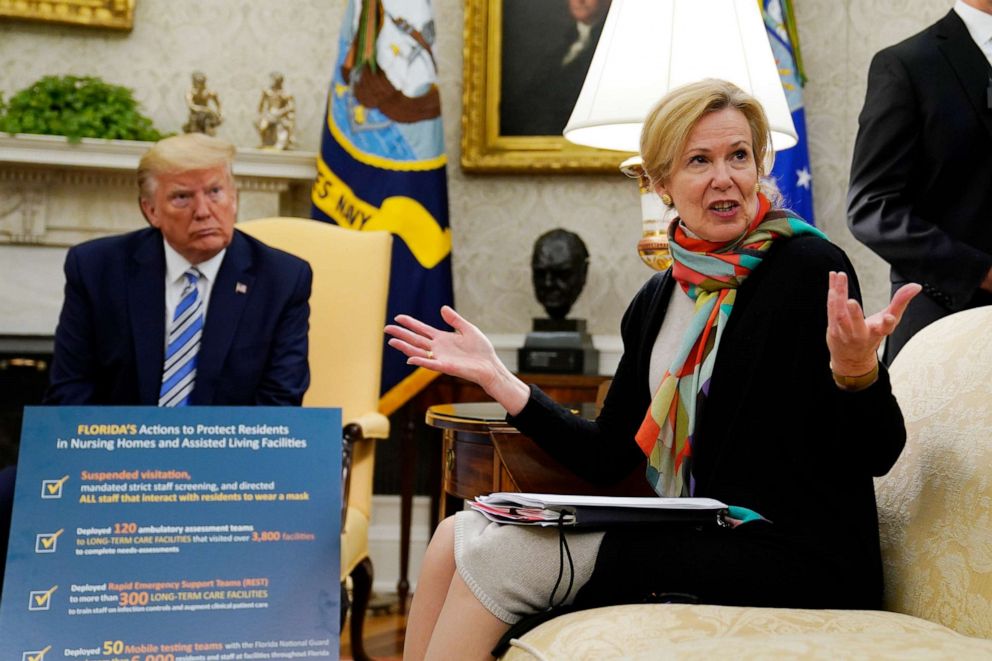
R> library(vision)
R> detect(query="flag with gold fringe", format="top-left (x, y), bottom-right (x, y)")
top-left (763, 0), bottom-right (815, 225)
top-left (312, 0), bottom-right (453, 415)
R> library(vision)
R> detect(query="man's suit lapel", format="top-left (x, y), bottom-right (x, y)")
top-left (936, 11), bottom-right (992, 142)
top-left (193, 231), bottom-right (255, 404)
top-left (128, 230), bottom-right (167, 405)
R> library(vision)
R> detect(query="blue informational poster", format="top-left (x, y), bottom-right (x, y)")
top-left (0, 406), bottom-right (341, 661)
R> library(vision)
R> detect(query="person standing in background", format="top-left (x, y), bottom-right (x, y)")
top-left (848, 0), bottom-right (992, 362)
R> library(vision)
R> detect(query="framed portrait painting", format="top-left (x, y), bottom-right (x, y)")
top-left (0, 0), bottom-right (135, 30)
top-left (461, 0), bottom-right (631, 174)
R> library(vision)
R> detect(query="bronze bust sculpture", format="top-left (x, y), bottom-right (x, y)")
top-left (520, 228), bottom-right (598, 374)
top-left (531, 228), bottom-right (589, 320)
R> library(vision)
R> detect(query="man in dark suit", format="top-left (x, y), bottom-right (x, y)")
top-left (848, 0), bottom-right (992, 362)
top-left (44, 132), bottom-right (312, 405)
top-left (0, 134), bottom-right (312, 591)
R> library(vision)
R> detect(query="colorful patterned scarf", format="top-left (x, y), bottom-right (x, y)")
top-left (634, 194), bottom-right (827, 497)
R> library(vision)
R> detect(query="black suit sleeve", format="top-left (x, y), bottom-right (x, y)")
top-left (45, 248), bottom-right (99, 404)
top-left (847, 48), bottom-right (992, 308)
top-left (253, 260), bottom-right (312, 406)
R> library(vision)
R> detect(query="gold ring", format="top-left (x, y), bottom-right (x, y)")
top-left (427, 350), bottom-right (434, 360)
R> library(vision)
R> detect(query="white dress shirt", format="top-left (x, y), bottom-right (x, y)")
top-left (955, 0), bottom-right (992, 69)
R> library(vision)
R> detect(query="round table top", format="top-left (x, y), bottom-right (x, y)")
top-left (425, 402), bottom-right (510, 429)
top-left (425, 401), bottom-right (597, 431)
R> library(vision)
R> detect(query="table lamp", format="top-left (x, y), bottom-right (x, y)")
top-left (563, 0), bottom-right (798, 270)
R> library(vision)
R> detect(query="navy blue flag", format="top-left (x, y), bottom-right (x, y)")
top-left (763, 0), bottom-right (815, 225)
top-left (312, 0), bottom-right (454, 414)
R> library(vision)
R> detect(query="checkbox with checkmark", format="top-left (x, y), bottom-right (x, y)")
top-left (35, 529), bottom-right (64, 554)
top-left (40, 475), bottom-right (69, 499)
top-left (22, 645), bottom-right (51, 661)
top-left (28, 585), bottom-right (57, 611)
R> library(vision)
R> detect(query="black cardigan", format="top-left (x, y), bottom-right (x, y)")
top-left (509, 235), bottom-right (906, 609)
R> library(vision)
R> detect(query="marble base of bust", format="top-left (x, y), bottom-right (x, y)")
top-left (518, 318), bottom-right (599, 375)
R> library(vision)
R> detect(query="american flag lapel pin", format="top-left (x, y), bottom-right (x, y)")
top-left (235, 282), bottom-right (248, 294)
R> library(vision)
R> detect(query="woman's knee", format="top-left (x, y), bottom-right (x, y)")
top-left (422, 515), bottom-right (457, 571)
top-left (432, 515), bottom-right (456, 550)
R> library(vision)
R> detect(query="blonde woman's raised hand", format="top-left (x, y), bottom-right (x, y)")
top-left (385, 305), bottom-right (530, 414)
top-left (826, 271), bottom-right (920, 378)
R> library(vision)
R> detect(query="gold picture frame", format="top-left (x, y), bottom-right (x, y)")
top-left (460, 0), bottom-right (630, 174)
top-left (0, 0), bottom-right (135, 31)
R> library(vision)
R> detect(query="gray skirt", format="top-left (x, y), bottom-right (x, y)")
top-left (453, 509), bottom-right (604, 624)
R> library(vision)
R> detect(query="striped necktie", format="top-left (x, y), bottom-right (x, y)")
top-left (159, 268), bottom-right (204, 406)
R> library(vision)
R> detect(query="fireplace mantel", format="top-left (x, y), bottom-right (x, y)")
top-left (0, 133), bottom-right (317, 246)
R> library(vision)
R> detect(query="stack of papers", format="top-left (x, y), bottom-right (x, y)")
top-left (470, 492), bottom-right (729, 528)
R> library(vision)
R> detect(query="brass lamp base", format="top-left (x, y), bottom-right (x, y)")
top-left (637, 231), bottom-right (673, 272)
top-left (621, 156), bottom-right (673, 272)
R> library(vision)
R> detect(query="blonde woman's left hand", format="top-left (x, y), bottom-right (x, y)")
top-left (826, 271), bottom-right (921, 376)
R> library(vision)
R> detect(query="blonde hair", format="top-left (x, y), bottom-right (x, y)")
top-left (137, 133), bottom-right (236, 199)
top-left (639, 79), bottom-right (772, 189)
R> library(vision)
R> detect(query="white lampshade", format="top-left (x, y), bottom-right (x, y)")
top-left (563, 0), bottom-right (797, 154)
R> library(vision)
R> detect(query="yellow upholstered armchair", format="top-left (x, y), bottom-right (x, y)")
top-left (238, 217), bottom-right (391, 661)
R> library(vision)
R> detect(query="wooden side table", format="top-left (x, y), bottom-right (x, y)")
top-left (425, 402), bottom-right (514, 518)
top-left (419, 372), bottom-right (611, 409)
top-left (426, 402), bottom-right (652, 518)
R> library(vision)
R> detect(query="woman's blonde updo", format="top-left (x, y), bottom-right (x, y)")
top-left (639, 79), bottom-right (772, 191)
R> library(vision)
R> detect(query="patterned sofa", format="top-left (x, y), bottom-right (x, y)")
top-left (502, 306), bottom-right (992, 659)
